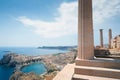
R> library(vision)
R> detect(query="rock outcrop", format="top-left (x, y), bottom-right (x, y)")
top-left (10, 71), bottom-right (42, 80)
top-left (0, 53), bottom-right (42, 67)
top-left (0, 51), bottom-right (77, 80)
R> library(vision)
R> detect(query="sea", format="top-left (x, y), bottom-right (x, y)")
top-left (0, 47), bottom-right (68, 80)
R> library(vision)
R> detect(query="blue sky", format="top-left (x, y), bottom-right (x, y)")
top-left (0, 0), bottom-right (120, 47)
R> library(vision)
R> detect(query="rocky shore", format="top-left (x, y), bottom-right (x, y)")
top-left (0, 51), bottom-right (77, 80)
top-left (0, 53), bottom-right (43, 71)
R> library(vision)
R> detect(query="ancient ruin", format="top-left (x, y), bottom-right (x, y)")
top-left (109, 29), bottom-right (112, 49)
top-left (54, 0), bottom-right (120, 80)
top-left (100, 29), bottom-right (104, 48)
top-left (73, 0), bottom-right (120, 79)
top-left (111, 35), bottom-right (120, 49)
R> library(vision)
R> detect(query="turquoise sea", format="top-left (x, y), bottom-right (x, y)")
top-left (0, 47), bottom-right (68, 80)
top-left (22, 62), bottom-right (47, 75)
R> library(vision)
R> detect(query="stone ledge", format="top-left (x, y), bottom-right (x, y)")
top-left (72, 74), bottom-right (119, 80)
top-left (76, 57), bottom-right (120, 69)
top-left (74, 65), bottom-right (120, 79)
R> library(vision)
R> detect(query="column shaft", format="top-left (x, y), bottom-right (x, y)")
top-left (78, 0), bottom-right (94, 60)
top-left (109, 29), bottom-right (112, 49)
top-left (100, 29), bottom-right (103, 48)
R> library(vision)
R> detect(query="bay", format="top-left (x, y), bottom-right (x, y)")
top-left (22, 62), bottom-right (47, 75)
top-left (0, 65), bottom-right (14, 80)
top-left (0, 47), bottom-right (67, 59)
top-left (0, 47), bottom-right (68, 80)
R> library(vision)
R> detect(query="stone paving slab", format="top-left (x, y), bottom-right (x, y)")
top-left (53, 64), bottom-right (75, 80)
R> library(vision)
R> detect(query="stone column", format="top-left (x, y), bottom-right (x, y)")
top-left (100, 29), bottom-right (103, 48)
top-left (109, 29), bottom-right (112, 49)
top-left (78, 0), bottom-right (94, 60)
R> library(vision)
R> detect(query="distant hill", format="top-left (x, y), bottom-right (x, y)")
top-left (38, 46), bottom-right (77, 50)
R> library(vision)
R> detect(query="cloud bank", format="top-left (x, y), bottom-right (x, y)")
top-left (93, 0), bottom-right (120, 24)
top-left (17, 0), bottom-right (120, 38)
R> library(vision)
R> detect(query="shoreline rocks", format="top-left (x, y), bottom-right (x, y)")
top-left (0, 53), bottom-right (43, 69)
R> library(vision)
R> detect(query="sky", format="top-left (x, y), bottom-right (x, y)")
top-left (0, 0), bottom-right (120, 47)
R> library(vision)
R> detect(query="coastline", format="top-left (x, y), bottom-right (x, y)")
top-left (0, 51), bottom-right (77, 80)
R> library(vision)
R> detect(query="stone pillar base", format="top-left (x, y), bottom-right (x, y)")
top-left (72, 57), bottom-right (120, 80)
top-left (75, 57), bottom-right (120, 69)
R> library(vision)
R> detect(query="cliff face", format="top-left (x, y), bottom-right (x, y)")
top-left (0, 53), bottom-right (42, 67)
top-left (0, 53), bottom-right (28, 67)
top-left (0, 53), bottom-right (12, 65)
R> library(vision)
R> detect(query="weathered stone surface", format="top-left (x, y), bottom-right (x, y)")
top-left (78, 0), bottom-right (94, 60)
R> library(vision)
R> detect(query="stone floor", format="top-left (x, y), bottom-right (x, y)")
top-left (53, 64), bottom-right (75, 80)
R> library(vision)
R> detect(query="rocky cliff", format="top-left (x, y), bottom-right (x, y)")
top-left (0, 53), bottom-right (42, 67)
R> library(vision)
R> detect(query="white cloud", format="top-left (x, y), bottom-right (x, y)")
top-left (93, 0), bottom-right (120, 24)
top-left (17, 2), bottom-right (78, 38)
top-left (17, 0), bottom-right (120, 38)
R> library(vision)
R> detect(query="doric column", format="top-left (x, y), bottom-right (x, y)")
top-left (100, 29), bottom-right (103, 48)
top-left (78, 0), bottom-right (94, 60)
top-left (109, 29), bottom-right (112, 49)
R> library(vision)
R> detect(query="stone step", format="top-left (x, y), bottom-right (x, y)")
top-left (72, 74), bottom-right (120, 80)
top-left (74, 66), bottom-right (120, 79)
top-left (75, 58), bottom-right (120, 69)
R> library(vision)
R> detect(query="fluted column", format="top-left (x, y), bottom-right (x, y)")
top-left (109, 29), bottom-right (112, 49)
top-left (78, 0), bottom-right (94, 60)
top-left (100, 29), bottom-right (103, 48)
